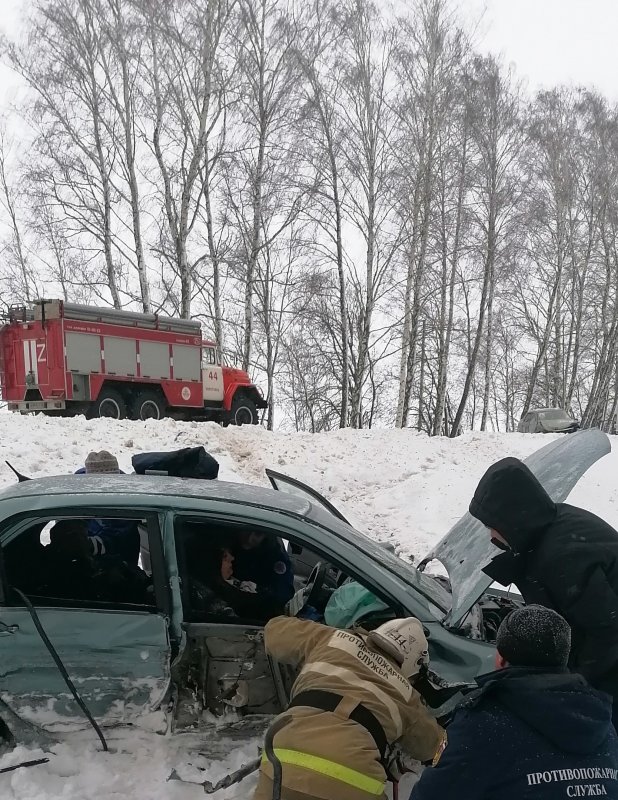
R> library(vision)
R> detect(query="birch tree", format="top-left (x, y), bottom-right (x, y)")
top-left (450, 57), bottom-right (523, 436)
top-left (294, 0), bottom-right (350, 426)
top-left (98, 0), bottom-right (151, 311)
top-left (9, 0), bottom-right (124, 307)
top-left (393, 0), bottom-right (465, 428)
top-left (223, 0), bottom-right (305, 372)
top-left (140, 0), bottom-right (237, 318)
top-left (0, 132), bottom-right (39, 302)
top-left (334, 0), bottom-right (397, 428)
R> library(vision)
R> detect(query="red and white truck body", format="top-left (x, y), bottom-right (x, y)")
top-left (0, 300), bottom-right (266, 424)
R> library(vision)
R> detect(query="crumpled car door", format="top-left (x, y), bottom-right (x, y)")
top-left (0, 606), bottom-right (171, 729)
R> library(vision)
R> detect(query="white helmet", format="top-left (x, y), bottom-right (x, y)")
top-left (366, 617), bottom-right (429, 679)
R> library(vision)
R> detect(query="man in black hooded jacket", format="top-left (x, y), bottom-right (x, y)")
top-left (411, 605), bottom-right (618, 800)
top-left (469, 456), bottom-right (618, 719)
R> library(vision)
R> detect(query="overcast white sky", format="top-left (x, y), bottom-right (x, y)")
top-left (0, 0), bottom-right (28, 107)
top-left (0, 0), bottom-right (618, 103)
top-left (469, 0), bottom-right (618, 100)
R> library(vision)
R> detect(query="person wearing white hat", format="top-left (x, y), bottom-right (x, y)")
top-left (84, 450), bottom-right (121, 474)
top-left (78, 451), bottom-right (139, 564)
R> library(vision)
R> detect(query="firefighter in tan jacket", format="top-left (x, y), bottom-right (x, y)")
top-left (253, 615), bottom-right (445, 800)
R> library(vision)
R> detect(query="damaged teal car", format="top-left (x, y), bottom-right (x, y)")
top-left (0, 430), bottom-right (610, 757)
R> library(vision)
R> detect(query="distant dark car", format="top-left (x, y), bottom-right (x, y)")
top-left (517, 407), bottom-right (580, 434)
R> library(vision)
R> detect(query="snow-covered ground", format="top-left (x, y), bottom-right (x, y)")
top-left (0, 415), bottom-right (616, 799)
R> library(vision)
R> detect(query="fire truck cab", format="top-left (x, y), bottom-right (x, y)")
top-left (0, 300), bottom-right (266, 425)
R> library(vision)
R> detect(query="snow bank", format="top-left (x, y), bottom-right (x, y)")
top-left (2, 414), bottom-right (615, 557)
top-left (0, 415), bottom-right (615, 799)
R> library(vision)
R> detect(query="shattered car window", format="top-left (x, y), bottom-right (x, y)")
top-left (306, 505), bottom-right (451, 616)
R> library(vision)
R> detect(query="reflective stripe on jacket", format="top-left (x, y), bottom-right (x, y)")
top-left (261, 749), bottom-right (385, 796)
top-left (256, 617), bottom-right (444, 800)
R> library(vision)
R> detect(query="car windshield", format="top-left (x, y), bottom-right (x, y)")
top-left (372, 549), bottom-right (451, 613)
top-left (538, 409), bottom-right (571, 421)
top-left (405, 565), bottom-right (452, 613)
top-left (267, 471), bottom-right (452, 616)
top-left (305, 504), bottom-right (452, 616)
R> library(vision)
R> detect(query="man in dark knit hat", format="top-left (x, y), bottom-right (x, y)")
top-left (411, 605), bottom-right (618, 800)
top-left (468, 457), bottom-right (618, 724)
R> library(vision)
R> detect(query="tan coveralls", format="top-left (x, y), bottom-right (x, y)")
top-left (253, 616), bottom-right (444, 800)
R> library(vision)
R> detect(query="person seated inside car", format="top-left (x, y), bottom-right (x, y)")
top-left (3, 524), bottom-right (49, 596)
top-left (76, 450), bottom-right (141, 565)
top-left (190, 541), bottom-right (285, 623)
top-left (41, 520), bottom-right (152, 605)
top-left (38, 519), bottom-right (95, 600)
top-left (230, 529), bottom-right (295, 606)
top-left (93, 550), bottom-right (153, 605)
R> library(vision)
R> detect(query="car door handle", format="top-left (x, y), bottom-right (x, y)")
top-left (0, 621), bottom-right (19, 635)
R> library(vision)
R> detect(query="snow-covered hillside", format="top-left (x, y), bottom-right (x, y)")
top-left (2, 415), bottom-right (616, 557)
top-left (0, 416), bottom-right (615, 800)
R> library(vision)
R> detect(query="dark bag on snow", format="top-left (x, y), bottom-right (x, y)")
top-left (131, 446), bottom-right (219, 480)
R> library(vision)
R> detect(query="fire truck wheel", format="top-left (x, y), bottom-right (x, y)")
top-left (230, 395), bottom-right (259, 426)
top-left (93, 389), bottom-right (127, 420)
top-left (133, 391), bottom-right (166, 421)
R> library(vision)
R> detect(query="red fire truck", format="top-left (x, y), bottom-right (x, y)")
top-left (0, 300), bottom-right (267, 425)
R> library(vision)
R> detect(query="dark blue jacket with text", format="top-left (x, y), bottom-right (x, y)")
top-left (411, 667), bottom-right (618, 800)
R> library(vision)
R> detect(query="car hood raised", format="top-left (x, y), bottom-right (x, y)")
top-left (417, 429), bottom-right (611, 626)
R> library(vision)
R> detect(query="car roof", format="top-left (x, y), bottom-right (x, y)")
top-left (0, 474), bottom-right (312, 515)
top-left (0, 472), bottom-right (452, 617)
